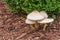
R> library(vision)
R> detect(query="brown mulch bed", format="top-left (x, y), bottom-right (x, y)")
top-left (0, 0), bottom-right (60, 40)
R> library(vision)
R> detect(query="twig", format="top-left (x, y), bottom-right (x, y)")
top-left (16, 30), bottom-right (34, 39)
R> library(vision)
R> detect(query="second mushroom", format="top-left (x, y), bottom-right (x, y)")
top-left (25, 10), bottom-right (54, 31)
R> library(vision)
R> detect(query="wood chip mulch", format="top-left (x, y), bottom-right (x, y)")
top-left (0, 0), bottom-right (60, 40)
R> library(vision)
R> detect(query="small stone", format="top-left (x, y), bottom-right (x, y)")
top-left (59, 22), bottom-right (60, 25)
top-left (18, 21), bottom-right (21, 24)
top-left (58, 39), bottom-right (60, 40)
top-left (4, 15), bottom-right (8, 18)
top-left (34, 37), bottom-right (39, 39)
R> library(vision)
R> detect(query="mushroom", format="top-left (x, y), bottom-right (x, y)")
top-left (25, 19), bottom-right (36, 30)
top-left (38, 18), bottom-right (54, 31)
top-left (39, 11), bottom-right (48, 19)
top-left (27, 10), bottom-right (44, 30)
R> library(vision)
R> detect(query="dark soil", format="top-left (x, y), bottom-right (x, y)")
top-left (0, 0), bottom-right (60, 40)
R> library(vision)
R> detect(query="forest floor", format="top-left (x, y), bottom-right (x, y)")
top-left (0, 0), bottom-right (60, 40)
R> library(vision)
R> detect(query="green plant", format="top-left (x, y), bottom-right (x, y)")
top-left (4, 0), bottom-right (60, 19)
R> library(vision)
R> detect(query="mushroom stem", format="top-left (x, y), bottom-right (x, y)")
top-left (34, 22), bottom-right (39, 30)
top-left (43, 24), bottom-right (47, 31)
top-left (30, 24), bottom-right (35, 30)
top-left (49, 23), bottom-right (52, 26)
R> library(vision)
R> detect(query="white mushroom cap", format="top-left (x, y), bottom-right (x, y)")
top-left (25, 19), bottom-right (35, 24)
top-left (40, 11), bottom-right (48, 18)
top-left (27, 10), bottom-right (44, 21)
top-left (38, 18), bottom-right (54, 23)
